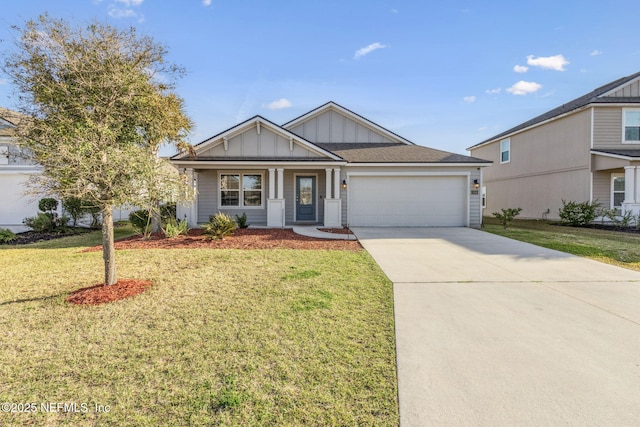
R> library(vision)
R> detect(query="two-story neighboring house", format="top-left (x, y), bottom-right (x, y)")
top-left (0, 107), bottom-right (40, 232)
top-left (468, 71), bottom-right (640, 220)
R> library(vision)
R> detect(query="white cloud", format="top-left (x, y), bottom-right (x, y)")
top-left (590, 49), bottom-right (603, 56)
top-left (354, 42), bottom-right (387, 59)
top-left (264, 98), bottom-right (292, 110)
top-left (108, 6), bottom-right (136, 18)
top-left (203, 0), bottom-right (212, 5)
top-left (0, 78), bottom-right (7, 85)
top-left (513, 65), bottom-right (528, 73)
top-left (391, 8), bottom-right (399, 14)
top-left (526, 54), bottom-right (569, 71)
top-left (507, 81), bottom-right (542, 95)
top-left (114, 0), bottom-right (143, 6)
top-left (486, 88), bottom-right (501, 95)
top-left (463, 96), bottom-right (476, 104)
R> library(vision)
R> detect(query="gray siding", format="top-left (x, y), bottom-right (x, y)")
top-left (196, 170), bottom-right (268, 225)
top-left (283, 170), bottom-right (327, 225)
top-left (288, 110), bottom-right (394, 144)
top-left (592, 171), bottom-right (614, 209)
top-left (604, 79), bottom-right (640, 97)
top-left (593, 107), bottom-right (622, 148)
top-left (200, 127), bottom-right (324, 159)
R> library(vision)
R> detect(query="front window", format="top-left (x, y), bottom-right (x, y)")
top-left (624, 109), bottom-right (640, 142)
top-left (612, 174), bottom-right (625, 209)
top-left (220, 173), bottom-right (262, 208)
top-left (500, 138), bottom-right (510, 163)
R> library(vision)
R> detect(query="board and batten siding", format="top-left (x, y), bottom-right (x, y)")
top-left (288, 110), bottom-right (394, 144)
top-left (199, 126), bottom-right (323, 159)
top-left (196, 170), bottom-right (268, 225)
top-left (604, 79), bottom-right (640, 97)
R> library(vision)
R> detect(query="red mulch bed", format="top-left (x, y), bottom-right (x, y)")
top-left (66, 279), bottom-right (153, 305)
top-left (82, 228), bottom-right (361, 252)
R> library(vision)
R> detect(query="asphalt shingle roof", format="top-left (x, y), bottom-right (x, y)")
top-left (591, 148), bottom-right (640, 158)
top-left (469, 71), bottom-right (640, 149)
top-left (316, 142), bottom-right (490, 163)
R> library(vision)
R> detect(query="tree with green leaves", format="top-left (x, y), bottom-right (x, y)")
top-left (2, 14), bottom-right (194, 285)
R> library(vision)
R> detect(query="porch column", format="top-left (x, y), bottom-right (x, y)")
top-left (624, 166), bottom-right (636, 204)
top-left (635, 167), bottom-right (640, 204)
top-left (268, 168), bottom-right (275, 199)
top-left (324, 167), bottom-right (342, 227)
top-left (325, 168), bottom-right (333, 199)
top-left (277, 168), bottom-right (284, 199)
top-left (177, 168), bottom-right (198, 228)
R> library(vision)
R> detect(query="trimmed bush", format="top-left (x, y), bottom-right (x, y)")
top-left (23, 198), bottom-right (68, 233)
top-left (204, 213), bottom-right (237, 240)
top-left (558, 200), bottom-right (600, 226)
top-left (492, 207), bottom-right (522, 229)
top-left (38, 197), bottom-right (58, 213)
top-left (62, 197), bottom-right (84, 226)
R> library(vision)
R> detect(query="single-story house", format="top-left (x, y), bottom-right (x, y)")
top-left (468, 71), bottom-right (640, 220)
top-left (172, 102), bottom-right (490, 228)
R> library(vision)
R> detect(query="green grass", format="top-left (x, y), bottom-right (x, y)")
top-left (482, 217), bottom-right (640, 271)
top-left (0, 229), bottom-right (398, 426)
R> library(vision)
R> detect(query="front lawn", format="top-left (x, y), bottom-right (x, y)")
top-left (0, 229), bottom-right (398, 426)
top-left (482, 217), bottom-right (640, 271)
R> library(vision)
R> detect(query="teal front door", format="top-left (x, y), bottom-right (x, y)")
top-left (296, 176), bottom-right (316, 222)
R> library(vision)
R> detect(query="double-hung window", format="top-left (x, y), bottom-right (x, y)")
top-left (623, 109), bottom-right (640, 143)
top-left (500, 138), bottom-right (510, 163)
top-left (220, 173), bottom-right (262, 208)
top-left (611, 174), bottom-right (625, 210)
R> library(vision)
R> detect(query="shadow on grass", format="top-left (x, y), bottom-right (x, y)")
top-left (0, 291), bottom-right (69, 306)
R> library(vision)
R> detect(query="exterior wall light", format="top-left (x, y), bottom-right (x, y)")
top-left (473, 179), bottom-right (480, 190)
top-left (342, 179), bottom-right (347, 189)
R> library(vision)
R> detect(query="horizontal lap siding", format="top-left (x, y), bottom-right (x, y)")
top-left (593, 108), bottom-right (622, 148)
top-left (196, 170), bottom-right (268, 225)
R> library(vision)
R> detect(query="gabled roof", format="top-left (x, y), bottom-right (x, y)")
top-left (317, 142), bottom-right (490, 164)
top-left (283, 101), bottom-right (415, 146)
top-left (172, 114), bottom-right (341, 161)
top-left (468, 71), bottom-right (640, 150)
top-left (0, 107), bottom-right (25, 137)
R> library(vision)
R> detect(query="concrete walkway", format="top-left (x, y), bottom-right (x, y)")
top-left (352, 227), bottom-right (640, 427)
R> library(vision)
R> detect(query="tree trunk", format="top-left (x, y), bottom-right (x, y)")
top-left (102, 206), bottom-right (117, 285)
top-left (150, 200), bottom-right (162, 233)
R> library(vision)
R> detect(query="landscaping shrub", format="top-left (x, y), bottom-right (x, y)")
top-left (62, 197), bottom-right (85, 226)
top-left (599, 207), bottom-right (636, 228)
top-left (23, 198), bottom-right (69, 233)
top-left (558, 200), bottom-right (600, 226)
top-left (162, 217), bottom-right (189, 238)
top-left (492, 207), bottom-right (522, 229)
top-left (204, 213), bottom-right (237, 240)
top-left (235, 212), bottom-right (250, 229)
top-left (38, 197), bottom-right (58, 213)
top-left (129, 209), bottom-right (152, 236)
top-left (0, 227), bottom-right (16, 243)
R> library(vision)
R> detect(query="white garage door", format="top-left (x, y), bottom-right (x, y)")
top-left (349, 175), bottom-right (467, 226)
top-left (0, 173), bottom-right (39, 231)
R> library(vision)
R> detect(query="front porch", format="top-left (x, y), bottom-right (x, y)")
top-left (177, 166), bottom-right (345, 228)
top-left (592, 149), bottom-right (640, 215)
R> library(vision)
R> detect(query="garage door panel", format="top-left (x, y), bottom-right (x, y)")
top-left (349, 176), bottom-right (466, 227)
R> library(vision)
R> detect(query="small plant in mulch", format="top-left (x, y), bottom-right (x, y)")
top-left (66, 279), bottom-right (153, 305)
top-left (203, 213), bottom-right (237, 240)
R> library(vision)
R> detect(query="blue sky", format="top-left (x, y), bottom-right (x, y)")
top-left (1, 0), bottom-right (639, 156)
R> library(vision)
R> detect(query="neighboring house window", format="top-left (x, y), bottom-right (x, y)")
top-left (481, 186), bottom-right (487, 208)
top-left (500, 138), bottom-right (510, 163)
top-left (611, 174), bottom-right (625, 209)
top-left (220, 173), bottom-right (263, 207)
top-left (624, 109), bottom-right (640, 142)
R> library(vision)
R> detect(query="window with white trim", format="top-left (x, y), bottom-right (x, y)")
top-left (624, 109), bottom-right (640, 142)
top-left (500, 138), bottom-right (510, 163)
top-left (611, 174), bottom-right (625, 209)
top-left (220, 173), bottom-right (263, 208)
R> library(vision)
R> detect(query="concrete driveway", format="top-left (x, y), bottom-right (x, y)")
top-left (352, 227), bottom-right (640, 427)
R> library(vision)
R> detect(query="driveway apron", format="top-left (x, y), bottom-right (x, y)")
top-left (352, 227), bottom-right (640, 427)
